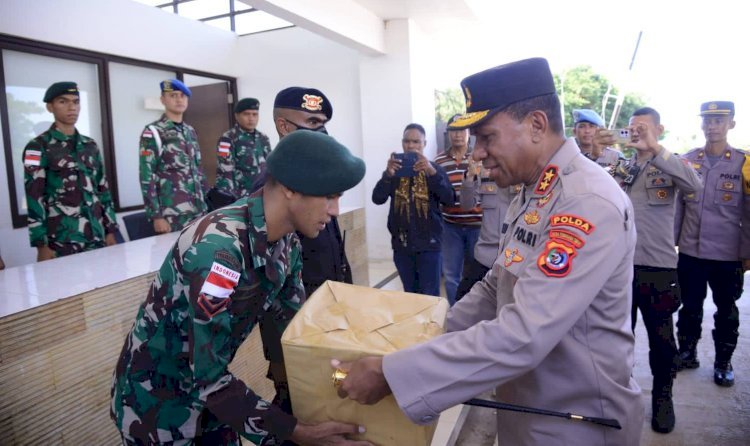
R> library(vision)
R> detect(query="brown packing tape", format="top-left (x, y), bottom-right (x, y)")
top-left (282, 281), bottom-right (448, 446)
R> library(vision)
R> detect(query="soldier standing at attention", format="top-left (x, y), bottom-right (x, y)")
top-left (675, 101), bottom-right (750, 388)
top-left (338, 58), bottom-right (644, 445)
top-left (598, 107), bottom-right (703, 433)
top-left (22, 81), bottom-right (118, 261)
top-left (139, 79), bottom-right (208, 234)
top-left (112, 131), bottom-right (370, 446)
top-left (572, 108), bottom-right (622, 170)
top-left (215, 97), bottom-right (271, 200)
top-left (434, 114), bottom-right (483, 305)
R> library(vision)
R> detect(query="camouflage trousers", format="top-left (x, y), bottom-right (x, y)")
top-left (120, 427), bottom-right (240, 446)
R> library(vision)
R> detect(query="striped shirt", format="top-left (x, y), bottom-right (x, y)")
top-left (434, 149), bottom-right (482, 226)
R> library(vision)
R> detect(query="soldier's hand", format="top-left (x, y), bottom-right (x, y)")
top-left (290, 421), bottom-right (373, 446)
top-left (332, 358), bottom-right (391, 405)
top-left (386, 153), bottom-right (401, 177)
top-left (153, 218), bottom-right (171, 234)
top-left (413, 153), bottom-right (436, 176)
top-left (105, 233), bottom-right (117, 246)
top-left (36, 245), bottom-right (56, 262)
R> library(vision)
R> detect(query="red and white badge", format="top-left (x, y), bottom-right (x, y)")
top-left (200, 262), bottom-right (240, 298)
top-left (142, 129), bottom-right (153, 139)
top-left (218, 141), bottom-right (231, 157)
top-left (24, 150), bottom-right (41, 167)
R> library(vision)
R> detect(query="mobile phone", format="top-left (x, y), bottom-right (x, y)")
top-left (612, 128), bottom-right (632, 145)
top-left (393, 152), bottom-right (418, 177)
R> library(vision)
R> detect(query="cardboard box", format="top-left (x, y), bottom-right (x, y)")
top-left (281, 281), bottom-right (449, 446)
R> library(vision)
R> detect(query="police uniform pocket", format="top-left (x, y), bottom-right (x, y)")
top-left (479, 188), bottom-right (498, 209)
top-left (714, 181), bottom-right (740, 206)
top-left (645, 177), bottom-right (674, 205)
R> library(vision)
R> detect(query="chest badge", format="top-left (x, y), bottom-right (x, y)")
top-left (504, 248), bottom-right (524, 267)
top-left (723, 193), bottom-right (733, 201)
top-left (724, 181), bottom-right (734, 190)
top-left (534, 165), bottom-right (558, 194)
top-left (656, 189), bottom-right (668, 199)
top-left (524, 210), bottom-right (540, 225)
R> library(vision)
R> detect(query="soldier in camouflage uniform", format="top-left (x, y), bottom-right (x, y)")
top-left (215, 97), bottom-right (272, 199)
top-left (22, 81), bottom-right (118, 261)
top-left (139, 79), bottom-right (208, 234)
top-left (111, 130), bottom-right (368, 445)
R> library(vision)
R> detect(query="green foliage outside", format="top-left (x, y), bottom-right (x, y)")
top-left (434, 88), bottom-right (465, 125)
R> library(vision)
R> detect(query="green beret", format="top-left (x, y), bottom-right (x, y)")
top-left (235, 98), bottom-right (260, 113)
top-left (267, 130), bottom-right (365, 196)
top-left (44, 82), bottom-right (79, 103)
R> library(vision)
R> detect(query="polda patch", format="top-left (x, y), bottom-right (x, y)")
top-left (550, 214), bottom-right (595, 234)
top-left (537, 240), bottom-right (577, 277)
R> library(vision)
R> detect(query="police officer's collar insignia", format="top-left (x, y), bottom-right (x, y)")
top-left (523, 210), bottom-right (540, 225)
top-left (724, 150), bottom-right (731, 159)
top-left (534, 165), bottom-right (559, 195)
top-left (504, 247), bottom-right (524, 267)
top-left (537, 239), bottom-right (577, 277)
top-left (698, 151), bottom-right (705, 158)
top-left (536, 191), bottom-right (553, 208)
top-left (301, 94), bottom-right (324, 111)
top-left (550, 214), bottom-right (595, 234)
top-left (513, 184), bottom-right (522, 193)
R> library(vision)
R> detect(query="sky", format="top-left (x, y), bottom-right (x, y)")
top-left (427, 0), bottom-right (750, 151)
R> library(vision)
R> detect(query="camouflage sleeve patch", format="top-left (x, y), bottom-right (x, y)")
top-left (23, 140), bottom-right (48, 247)
top-left (215, 135), bottom-right (235, 195)
top-left (196, 261), bottom-right (240, 319)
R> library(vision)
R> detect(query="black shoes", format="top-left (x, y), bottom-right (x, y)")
top-left (676, 350), bottom-right (700, 371)
top-left (714, 362), bottom-right (735, 387)
top-left (651, 394), bottom-right (676, 433)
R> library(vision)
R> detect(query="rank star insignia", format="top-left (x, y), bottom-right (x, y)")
top-left (301, 94), bottom-right (323, 111)
top-left (504, 248), bottom-right (524, 267)
top-left (534, 165), bottom-right (559, 194)
top-left (524, 210), bottom-right (540, 225)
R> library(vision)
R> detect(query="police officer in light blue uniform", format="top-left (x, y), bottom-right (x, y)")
top-left (674, 101), bottom-right (750, 387)
top-left (572, 109), bottom-right (623, 170)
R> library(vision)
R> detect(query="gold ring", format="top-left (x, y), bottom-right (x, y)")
top-left (332, 368), bottom-right (348, 388)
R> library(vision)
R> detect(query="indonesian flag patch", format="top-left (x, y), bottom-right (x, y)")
top-left (24, 150), bottom-right (41, 166)
top-left (200, 262), bottom-right (240, 298)
top-left (217, 141), bottom-right (231, 157)
top-left (142, 129), bottom-right (153, 139)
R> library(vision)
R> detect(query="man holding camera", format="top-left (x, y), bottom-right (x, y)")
top-left (596, 106), bottom-right (702, 433)
top-left (372, 123), bottom-right (453, 297)
top-left (572, 108), bottom-right (622, 171)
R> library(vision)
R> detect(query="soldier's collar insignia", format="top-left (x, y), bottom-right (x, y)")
top-left (537, 239), bottom-right (577, 277)
top-left (536, 191), bottom-right (553, 208)
top-left (550, 213), bottom-right (595, 234)
top-left (534, 165), bottom-right (559, 195)
top-left (504, 247), bottom-right (524, 267)
top-left (523, 210), bottom-right (540, 225)
top-left (301, 94), bottom-right (324, 112)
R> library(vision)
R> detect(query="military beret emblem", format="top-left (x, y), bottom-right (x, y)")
top-left (301, 94), bottom-right (323, 111)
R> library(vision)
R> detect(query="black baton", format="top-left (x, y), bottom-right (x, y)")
top-left (464, 398), bottom-right (622, 430)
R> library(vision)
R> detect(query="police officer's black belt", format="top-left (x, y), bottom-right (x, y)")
top-left (464, 398), bottom-right (622, 429)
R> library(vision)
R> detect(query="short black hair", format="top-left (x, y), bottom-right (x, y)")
top-left (504, 93), bottom-right (564, 134)
top-left (632, 107), bottom-right (661, 125)
top-left (404, 123), bottom-right (426, 137)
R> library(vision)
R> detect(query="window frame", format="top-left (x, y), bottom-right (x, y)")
top-left (0, 33), bottom-right (238, 228)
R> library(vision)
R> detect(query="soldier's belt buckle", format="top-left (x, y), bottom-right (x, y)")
top-left (332, 368), bottom-right (348, 388)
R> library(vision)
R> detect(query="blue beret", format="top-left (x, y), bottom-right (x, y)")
top-left (700, 101), bottom-right (734, 116)
top-left (43, 82), bottom-right (79, 103)
top-left (266, 130), bottom-right (364, 196)
top-left (234, 98), bottom-right (259, 113)
top-left (160, 79), bottom-right (191, 98)
top-left (274, 87), bottom-right (333, 121)
top-left (573, 109), bottom-right (604, 127)
top-left (449, 57), bottom-right (556, 129)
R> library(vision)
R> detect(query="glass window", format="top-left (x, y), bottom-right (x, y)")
top-left (235, 10), bottom-right (292, 35)
top-left (203, 17), bottom-right (232, 31)
top-left (108, 62), bottom-right (175, 208)
top-left (2, 49), bottom-right (102, 217)
top-left (179, 0), bottom-right (230, 20)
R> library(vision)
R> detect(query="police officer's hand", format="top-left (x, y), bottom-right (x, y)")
top-left (466, 158), bottom-right (482, 178)
top-left (332, 358), bottom-right (391, 405)
top-left (105, 233), bottom-right (117, 246)
top-left (385, 153), bottom-right (401, 177)
top-left (153, 218), bottom-right (171, 234)
top-left (290, 421), bottom-right (373, 446)
top-left (413, 153), bottom-right (437, 176)
top-left (592, 129), bottom-right (614, 159)
top-left (628, 123), bottom-right (662, 155)
top-left (37, 245), bottom-right (56, 262)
